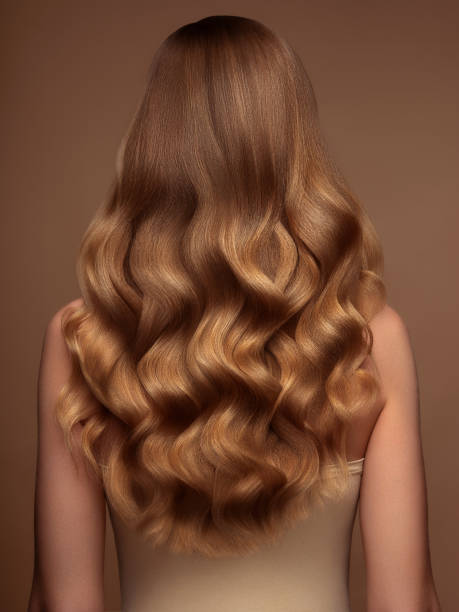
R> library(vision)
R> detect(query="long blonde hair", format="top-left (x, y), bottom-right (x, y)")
top-left (56, 15), bottom-right (386, 558)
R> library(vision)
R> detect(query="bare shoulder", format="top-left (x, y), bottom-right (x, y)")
top-left (41, 298), bottom-right (86, 376)
top-left (56, 296), bottom-right (85, 320)
top-left (368, 302), bottom-right (411, 355)
top-left (369, 301), bottom-right (405, 330)
top-left (367, 303), bottom-right (416, 405)
top-left (46, 297), bottom-right (85, 334)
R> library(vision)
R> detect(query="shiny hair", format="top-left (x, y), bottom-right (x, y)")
top-left (56, 14), bottom-right (386, 558)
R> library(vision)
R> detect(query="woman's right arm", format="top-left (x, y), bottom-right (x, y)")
top-left (360, 304), bottom-right (442, 611)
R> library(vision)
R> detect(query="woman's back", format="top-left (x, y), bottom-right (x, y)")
top-left (108, 458), bottom-right (364, 612)
top-left (105, 304), bottom-right (441, 611)
top-left (107, 347), bottom-right (385, 612)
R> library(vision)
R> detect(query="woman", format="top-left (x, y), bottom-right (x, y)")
top-left (28, 15), bottom-right (441, 612)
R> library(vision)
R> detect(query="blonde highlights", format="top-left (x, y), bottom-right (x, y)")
top-left (56, 15), bottom-right (386, 558)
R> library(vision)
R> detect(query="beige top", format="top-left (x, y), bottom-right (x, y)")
top-left (108, 457), bottom-right (364, 612)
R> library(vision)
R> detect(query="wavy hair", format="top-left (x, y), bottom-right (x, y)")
top-left (56, 15), bottom-right (386, 558)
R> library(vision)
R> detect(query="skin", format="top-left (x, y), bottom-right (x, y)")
top-left (28, 299), bottom-right (106, 612)
top-left (27, 299), bottom-right (442, 611)
top-left (358, 305), bottom-right (442, 611)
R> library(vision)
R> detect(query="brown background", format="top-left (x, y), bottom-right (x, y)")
top-left (2, 1), bottom-right (458, 610)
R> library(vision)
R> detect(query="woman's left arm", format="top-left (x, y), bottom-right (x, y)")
top-left (28, 302), bottom-right (106, 612)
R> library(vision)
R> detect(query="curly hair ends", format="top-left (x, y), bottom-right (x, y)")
top-left (55, 15), bottom-right (387, 558)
